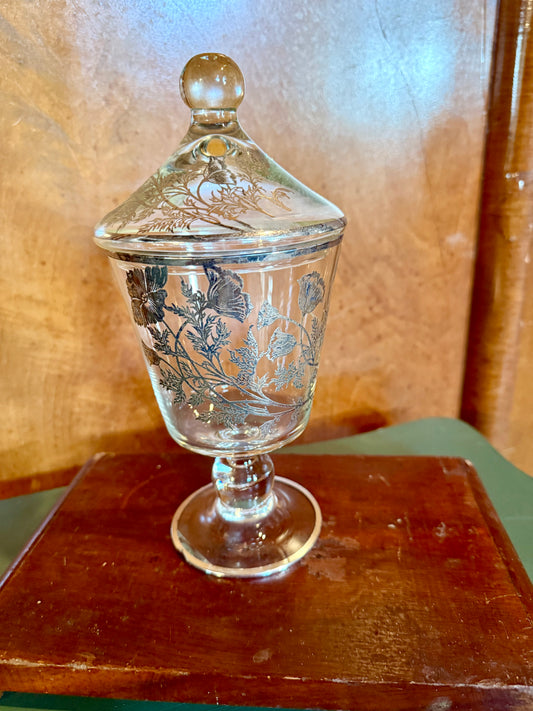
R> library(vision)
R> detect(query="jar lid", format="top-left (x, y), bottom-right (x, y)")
top-left (95, 53), bottom-right (345, 263)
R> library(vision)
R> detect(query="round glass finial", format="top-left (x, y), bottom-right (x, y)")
top-left (180, 53), bottom-right (244, 111)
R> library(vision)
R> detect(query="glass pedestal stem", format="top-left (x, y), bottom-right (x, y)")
top-left (212, 454), bottom-right (275, 521)
top-left (170, 454), bottom-right (322, 578)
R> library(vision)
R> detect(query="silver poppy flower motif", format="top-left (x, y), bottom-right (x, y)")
top-left (297, 272), bottom-right (325, 315)
top-left (204, 264), bottom-right (253, 322)
top-left (267, 328), bottom-right (297, 360)
top-left (125, 264), bottom-right (329, 433)
top-left (126, 266), bottom-right (168, 327)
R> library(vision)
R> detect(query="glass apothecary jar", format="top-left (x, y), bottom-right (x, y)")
top-left (95, 53), bottom-right (345, 577)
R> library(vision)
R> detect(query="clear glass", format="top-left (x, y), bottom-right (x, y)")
top-left (95, 52), bottom-right (345, 577)
top-left (111, 242), bottom-right (340, 576)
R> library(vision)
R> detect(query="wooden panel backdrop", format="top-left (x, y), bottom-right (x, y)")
top-left (1, 0), bottom-right (509, 490)
top-left (461, 0), bottom-right (533, 474)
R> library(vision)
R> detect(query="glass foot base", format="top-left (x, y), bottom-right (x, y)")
top-left (170, 477), bottom-right (321, 578)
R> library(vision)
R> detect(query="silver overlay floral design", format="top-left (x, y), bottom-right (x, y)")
top-left (108, 154), bottom-right (293, 236)
top-left (126, 264), bottom-right (328, 433)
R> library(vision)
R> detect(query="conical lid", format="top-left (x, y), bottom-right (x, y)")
top-left (95, 53), bottom-right (345, 262)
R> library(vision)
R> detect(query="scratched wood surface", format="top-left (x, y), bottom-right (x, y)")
top-left (0, 453), bottom-right (531, 710)
top-left (0, 0), bottom-right (500, 487)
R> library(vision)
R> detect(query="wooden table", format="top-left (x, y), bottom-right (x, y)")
top-left (0, 434), bottom-right (532, 710)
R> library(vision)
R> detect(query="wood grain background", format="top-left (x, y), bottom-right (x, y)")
top-left (4, 0), bottom-right (531, 488)
top-left (461, 0), bottom-right (533, 472)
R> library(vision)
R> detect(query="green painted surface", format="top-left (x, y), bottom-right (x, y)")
top-left (1, 418), bottom-right (531, 710)
top-left (0, 488), bottom-right (66, 578)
